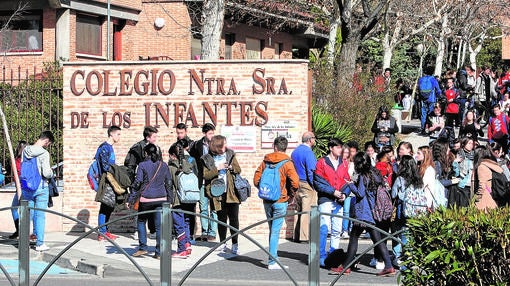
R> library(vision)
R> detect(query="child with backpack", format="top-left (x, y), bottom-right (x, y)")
top-left (254, 136), bottom-right (299, 270)
top-left (392, 155), bottom-right (425, 267)
top-left (329, 152), bottom-right (395, 277)
top-left (168, 142), bottom-right (197, 258)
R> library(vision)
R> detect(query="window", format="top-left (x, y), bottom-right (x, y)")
top-left (225, 33), bottom-right (235, 59)
top-left (246, 37), bottom-right (261, 59)
top-left (0, 11), bottom-right (42, 53)
top-left (274, 43), bottom-right (283, 59)
top-left (191, 38), bottom-right (201, 60)
top-left (76, 14), bottom-right (102, 56)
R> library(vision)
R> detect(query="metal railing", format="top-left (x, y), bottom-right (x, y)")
top-left (1, 201), bottom-right (403, 286)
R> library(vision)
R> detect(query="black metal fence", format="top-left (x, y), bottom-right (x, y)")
top-left (0, 65), bottom-right (63, 183)
top-left (0, 203), bottom-right (402, 286)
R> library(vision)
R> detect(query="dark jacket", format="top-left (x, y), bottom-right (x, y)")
top-left (189, 137), bottom-right (208, 188)
top-left (459, 123), bottom-right (484, 141)
top-left (349, 172), bottom-right (382, 225)
top-left (371, 117), bottom-right (398, 146)
top-left (124, 140), bottom-right (162, 180)
top-left (128, 159), bottom-right (173, 204)
top-left (313, 156), bottom-right (350, 205)
top-left (202, 149), bottom-right (241, 211)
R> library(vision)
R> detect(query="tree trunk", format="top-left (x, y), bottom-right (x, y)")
top-left (382, 31), bottom-right (393, 70)
top-left (434, 14), bottom-right (448, 76)
top-left (337, 38), bottom-right (360, 86)
top-left (456, 39), bottom-right (463, 70)
top-left (327, 16), bottom-right (340, 65)
top-left (435, 38), bottom-right (445, 76)
top-left (200, 0), bottom-right (225, 60)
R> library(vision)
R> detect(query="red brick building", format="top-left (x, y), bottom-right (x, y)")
top-left (0, 0), bottom-right (327, 71)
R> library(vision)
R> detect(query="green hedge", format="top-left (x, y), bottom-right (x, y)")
top-left (400, 206), bottom-right (510, 285)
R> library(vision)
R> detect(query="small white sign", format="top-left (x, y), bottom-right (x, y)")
top-left (261, 121), bottom-right (300, 149)
top-left (221, 125), bottom-right (257, 153)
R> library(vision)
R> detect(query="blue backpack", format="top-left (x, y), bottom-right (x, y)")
top-left (418, 76), bottom-right (434, 101)
top-left (87, 159), bottom-right (101, 192)
top-left (20, 154), bottom-right (42, 192)
top-left (257, 159), bottom-right (288, 201)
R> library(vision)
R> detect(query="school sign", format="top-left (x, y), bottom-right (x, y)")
top-left (62, 60), bottom-right (310, 236)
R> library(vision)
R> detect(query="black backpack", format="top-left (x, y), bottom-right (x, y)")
top-left (490, 170), bottom-right (510, 207)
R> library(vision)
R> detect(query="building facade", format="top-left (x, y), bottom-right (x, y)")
top-left (0, 0), bottom-right (327, 72)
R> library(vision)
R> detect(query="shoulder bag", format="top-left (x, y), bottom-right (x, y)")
top-left (132, 161), bottom-right (162, 211)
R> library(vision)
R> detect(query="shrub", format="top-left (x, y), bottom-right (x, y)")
top-left (311, 106), bottom-right (352, 158)
top-left (400, 206), bottom-right (510, 286)
top-left (311, 62), bottom-right (393, 145)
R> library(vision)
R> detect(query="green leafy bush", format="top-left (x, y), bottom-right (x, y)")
top-left (401, 206), bottom-right (510, 286)
top-left (311, 106), bottom-right (352, 158)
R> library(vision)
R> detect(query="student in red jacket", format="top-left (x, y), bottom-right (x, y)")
top-left (313, 138), bottom-right (351, 268)
top-left (488, 104), bottom-right (510, 154)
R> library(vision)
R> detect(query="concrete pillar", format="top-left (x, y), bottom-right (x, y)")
top-left (55, 9), bottom-right (70, 61)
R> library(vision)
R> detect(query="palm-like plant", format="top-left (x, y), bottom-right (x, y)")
top-left (311, 106), bottom-right (352, 158)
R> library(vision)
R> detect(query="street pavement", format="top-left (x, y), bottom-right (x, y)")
top-left (0, 231), bottom-right (401, 286)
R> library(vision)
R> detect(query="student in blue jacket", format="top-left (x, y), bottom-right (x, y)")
top-left (329, 152), bottom-right (395, 277)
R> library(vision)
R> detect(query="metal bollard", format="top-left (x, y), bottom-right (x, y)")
top-left (19, 200), bottom-right (30, 286)
top-left (308, 205), bottom-right (320, 286)
top-left (160, 202), bottom-right (172, 286)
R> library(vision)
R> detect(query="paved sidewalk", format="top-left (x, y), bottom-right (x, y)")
top-left (0, 231), bottom-right (400, 285)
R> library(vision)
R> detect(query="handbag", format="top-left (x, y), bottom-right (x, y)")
top-left (210, 177), bottom-right (226, 197)
top-left (234, 173), bottom-right (251, 202)
top-left (227, 154), bottom-right (251, 202)
top-left (132, 162), bottom-right (162, 211)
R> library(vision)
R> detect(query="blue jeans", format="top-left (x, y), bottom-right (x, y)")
top-left (199, 186), bottom-right (217, 237)
top-left (264, 201), bottom-right (287, 265)
top-left (391, 221), bottom-right (408, 260)
top-left (137, 203), bottom-right (162, 255)
top-left (98, 203), bottom-right (115, 234)
top-left (342, 197), bottom-right (351, 233)
top-left (319, 200), bottom-right (343, 263)
top-left (11, 193), bottom-right (19, 221)
top-left (421, 100), bottom-right (435, 130)
top-left (23, 187), bottom-right (49, 246)
top-left (173, 207), bottom-right (190, 253)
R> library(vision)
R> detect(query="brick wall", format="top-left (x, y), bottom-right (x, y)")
top-left (122, 2), bottom-right (191, 61)
top-left (62, 60), bottom-right (310, 239)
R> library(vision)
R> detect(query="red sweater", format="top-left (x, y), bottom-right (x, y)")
top-left (488, 113), bottom-right (509, 140)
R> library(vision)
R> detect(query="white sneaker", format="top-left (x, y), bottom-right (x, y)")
top-left (268, 263), bottom-right (289, 270)
top-left (148, 233), bottom-right (156, 239)
top-left (340, 232), bottom-right (349, 239)
top-left (216, 243), bottom-right (229, 252)
top-left (376, 261), bottom-right (385, 270)
top-left (231, 243), bottom-right (239, 255)
top-left (35, 244), bottom-right (50, 251)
